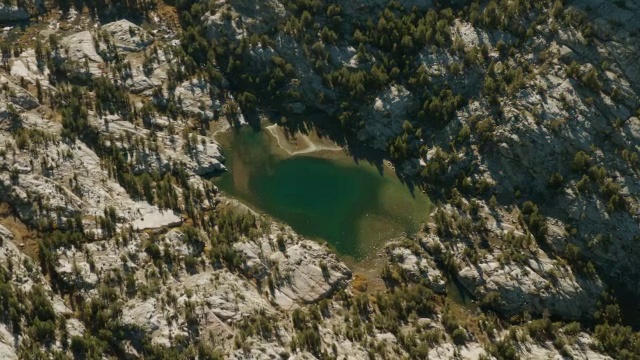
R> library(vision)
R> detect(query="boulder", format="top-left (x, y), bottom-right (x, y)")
top-left (173, 79), bottom-right (219, 120)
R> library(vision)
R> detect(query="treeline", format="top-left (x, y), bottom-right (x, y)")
top-left (52, 0), bottom-right (158, 20)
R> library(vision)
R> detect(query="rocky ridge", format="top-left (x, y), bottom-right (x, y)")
top-left (0, 0), bottom-right (638, 359)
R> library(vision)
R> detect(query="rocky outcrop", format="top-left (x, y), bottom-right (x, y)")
top-left (9, 49), bottom-right (51, 88)
top-left (102, 19), bottom-right (153, 53)
top-left (421, 198), bottom-right (605, 320)
top-left (92, 114), bottom-right (226, 175)
top-left (0, 324), bottom-right (17, 360)
top-left (0, 75), bottom-right (39, 111)
top-left (388, 245), bottom-right (446, 293)
top-left (204, 0), bottom-right (286, 39)
top-left (571, 0), bottom-right (640, 93)
top-left (358, 85), bottom-right (414, 151)
top-left (173, 79), bottom-right (221, 120)
top-left (233, 226), bottom-right (352, 309)
top-left (0, 112), bottom-right (186, 230)
top-left (61, 30), bottom-right (104, 77)
top-left (457, 253), bottom-right (603, 319)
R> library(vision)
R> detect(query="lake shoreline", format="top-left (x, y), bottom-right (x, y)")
top-left (214, 124), bottom-right (432, 264)
top-left (264, 124), bottom-right (343, 156)
top-left (262, 123), bottom-right (401, 177)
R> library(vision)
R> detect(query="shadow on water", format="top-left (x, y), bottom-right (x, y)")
top-left (272, 110), bottom-right (423, 197)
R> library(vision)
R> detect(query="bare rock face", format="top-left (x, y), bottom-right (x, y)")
top-left (62, 30), bottom-right (103, 63)
top-left (124, 48), bottom-right (169, 95)
top-left (388, 246), bottom-right (446, 293)
top-left (174, 79), bottom-right (221, 120)
top-left (571, 0), bottom-right (640, 93)
top-left (92, 115), bottom-right (226, 175)
top-left (233, 226), bottom-right (352, 309)
top-left (102, 19), bottom-right (153, 53)
top-left (0, 75), bottom-right (39, 111)
top-left (121, 270), bottom-right (275, 346)
top-left (0, 324), bottom-right (17, 360)
top-left (457, 253), bottom-right (603, 319)
top-left (272, 240), bottom-right (351, 306)
top-left (421, 198), bottom-right (605, 320)
top-left (0, 110), bottom-right (184, 230)
top-left (357, 85), bottom-right (414, 151)
top-left (9, 49), bottom-right (51, 88)
top-left (47, 221), bottom-right (353, 349)
top-left (428, 341), bottom-right (488, 360)
top-left (126, 71), bottom-right (156, 94)
top-left (51, 227), bottom-right (280, 346)
top-left (204, 0), bottom-right (286, 39)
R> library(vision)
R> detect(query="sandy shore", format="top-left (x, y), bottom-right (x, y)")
top-left (265, 124), bottom-right (342, 156)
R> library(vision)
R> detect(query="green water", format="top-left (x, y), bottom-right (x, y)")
top-left (215, 127), bottom-right (432, 260)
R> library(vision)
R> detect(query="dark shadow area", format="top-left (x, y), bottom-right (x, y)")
top-left (270, 109), bottom-right (427, 199)
top-left (53, 0), bottom-right (155, 24)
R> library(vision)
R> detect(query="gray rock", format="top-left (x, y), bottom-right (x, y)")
top-left (92, 115), bottom-right (226, 175)
top-left (389, 246), bottom-right (446, 293)
top-left (102, 19), bottom-right (153, 53)
top-left (61, 30), bottom-right (104, 77)
top-left (457, 253), bottom-right (603, 319)
top-left (126, 71), bottom-right (156, 94)
top-left (0, 324), bottom-right (17, 360)
top-left (233, 228), bottom-right (352, 309)
top-left (0, 80), bottom-right (39, 111)
top-left (358, 85), bottom-right (414, 151)
top-left (204, 0), bottom-right (286, 39)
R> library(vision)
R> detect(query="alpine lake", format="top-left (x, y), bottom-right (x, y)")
top-left (214, 125), bottom-right (432, 262)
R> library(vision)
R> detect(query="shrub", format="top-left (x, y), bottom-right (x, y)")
top-left (572, 151), bottom-right (590, 172)
top-left (451, 328), bottom-right (466, 345)
top-left (548, 172), bottom-right (564, 189)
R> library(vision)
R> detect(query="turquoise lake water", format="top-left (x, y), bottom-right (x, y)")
top-left (216, 127), bottom-right (431, 260)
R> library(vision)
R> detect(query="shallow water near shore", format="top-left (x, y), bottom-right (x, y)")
top-left (215, 126), bottom-right (432, 261)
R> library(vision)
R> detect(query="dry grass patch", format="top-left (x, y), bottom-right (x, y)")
top-left (0, 202), bottom-right (40, 259)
